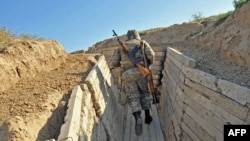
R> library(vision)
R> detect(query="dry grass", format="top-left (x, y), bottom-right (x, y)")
top-left (0, 27), bottom-right (45, 44)
top-left (0, 27), bottom-right (13, 43)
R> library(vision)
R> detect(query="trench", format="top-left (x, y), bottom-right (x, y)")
top-left (57, 46), bottom-right (250, 141)
top-left (57, 55), bottom-right (165, 141)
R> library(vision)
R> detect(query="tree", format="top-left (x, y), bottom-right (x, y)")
top-left (191, 12), bottom-right (204, 22)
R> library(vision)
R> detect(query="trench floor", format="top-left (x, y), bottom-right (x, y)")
top-left (123, 104), bottom-right (165, 141)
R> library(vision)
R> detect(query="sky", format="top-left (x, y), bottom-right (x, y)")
top-left (0, 0), bottom-right (234, 53)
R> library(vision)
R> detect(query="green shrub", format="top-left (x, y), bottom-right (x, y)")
top-left (214, 11), bottom-right (233, 26)
top-left (233, 0), bottom-right (249, 9)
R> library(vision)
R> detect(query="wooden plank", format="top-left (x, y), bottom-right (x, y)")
top-left (144, 124), bottom-right (150, 141)
top-left (148, 108), bottom-right (158, 141)
top-left (139, 111), bottom-right (150, 141)
top-left (130, 107), bottom-right (137, 141)
top-left (123, 105), bottom-right (131, 141)
top-left (124, 105), bottom-right (165, 141)
top-left (152, 105), bottom-right (165, 141)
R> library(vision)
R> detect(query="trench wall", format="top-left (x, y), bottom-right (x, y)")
top-left (58, 55), bottom-right (124, 141)
top-left (159, 47), bottom-right (250, 141)
top-left (57, 46), bottom-right (250, 141)
top-left (89, 44), bottom-right (167, 89)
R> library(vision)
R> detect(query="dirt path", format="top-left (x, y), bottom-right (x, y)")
top-left (0, 53), bottom-right (98, 141)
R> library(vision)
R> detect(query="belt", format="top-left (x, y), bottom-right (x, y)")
top-left (123, 65), bottom-right (137, 72)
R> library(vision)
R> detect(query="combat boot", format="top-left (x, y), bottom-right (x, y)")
top-left (133, 111), bottom-right (142, 135)
top-left (145, 109), bottom-right (153, 124)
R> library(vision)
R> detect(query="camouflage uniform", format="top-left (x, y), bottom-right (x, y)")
top-left (112, 40), bottom-right (155, 113)
top-left (112, 29), bottom-right (155, 135)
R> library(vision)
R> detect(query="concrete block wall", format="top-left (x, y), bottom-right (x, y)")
top-left (151, 45), bottom-right (167, 88)
top-left (57, 85), bottom-right (83, 141)
top-left (159, 47), bottom-right (250, 141)
top-left (88, 41), bottom-right (166, 88)
top-left (86, 44), bottom-right (123, 104)
top-left (58, 55), bottom-right (124, 141)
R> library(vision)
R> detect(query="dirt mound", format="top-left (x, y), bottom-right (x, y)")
top-left (196, 2), bottom-right (250, 66)
top-left (0, 39), bottom-right (67, 92)
top-left (174, 2), bottom-right (250, 88)
top-left (88, 2), bottom-right (250, 89)
top-left (0, 39), bottom-right (97, 141)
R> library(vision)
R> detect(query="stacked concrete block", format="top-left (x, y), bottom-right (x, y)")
top-left (151, 46), bottom-right (167, 88)
top-left (159, 47), bottom-right (250, 141)
top-left (218, 79), bottom-right (250, 107)
top-left (110, 68), bottom-right (121, 88)
top-left (57, 85), bottom-right (83, 141)
top-left (96, 46), bottom-right (117, 66)
top-left (82, 55), bottom-right (124, 141)
top-left (78, 84), bottom-right (98, 141)
top-left (58, 55), bottom-right (124, 141)
top-left (85, 57), bottom-right (107, 117)
top-left (160, 47), bottom-right (194, 141)
top-left (89, 45), bottom-right (121, 88)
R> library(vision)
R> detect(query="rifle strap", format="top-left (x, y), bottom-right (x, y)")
top-left (119, 44), bottom-right (140, 65)
top-left (140, 41), bottom-right (149, 68)
top-left (130, 45), bottom-right (140, 56)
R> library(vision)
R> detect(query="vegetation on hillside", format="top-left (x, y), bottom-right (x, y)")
top-left (0, 27), bottom-right (43, 44)
top-left (214, 11), bottom-right (233, 26)
top-left (190, 0), bottom-right (249, 26)
top-left (191, 11), bottom-right (233, 23)
top-left (233, 0), bottom-right (249, 8)
top-left (0, 27), bottom-right (12, 43)
top-left (139, 27), bottom-right (165, 36)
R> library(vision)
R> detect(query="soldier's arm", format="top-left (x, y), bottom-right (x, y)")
top-left (111, 48), bottom-right (121, 67)
top-left (143, 41), bottom-right (155, 65)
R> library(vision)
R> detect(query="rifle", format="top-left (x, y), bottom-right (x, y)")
top-left (141, 41), bottom-right (160, 104)
top-left (112, 30), bottom-right (159, 104)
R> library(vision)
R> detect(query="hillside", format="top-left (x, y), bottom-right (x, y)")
top-left (88, 2), bottom-right (250, 89)
top-left (0, 2), bottom-right (250, 141)
top-left (0, 40), bottom-right (97, 140)
top-left (174, 2), bottom-right (250, 88)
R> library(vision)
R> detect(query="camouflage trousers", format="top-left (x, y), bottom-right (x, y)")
top-left (121, 68), bottom-right (151, 113)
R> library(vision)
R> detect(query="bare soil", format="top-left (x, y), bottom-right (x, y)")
top-left (0, 52), bottom-right (97, 141)
top-left (174, 45), bottom-right (250, 88)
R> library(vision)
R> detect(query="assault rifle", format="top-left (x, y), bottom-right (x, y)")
top-left (112, 30), bottom-right (159, 104)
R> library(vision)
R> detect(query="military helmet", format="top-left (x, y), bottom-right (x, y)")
top-left (125, 30), bottom-right (141, 45)
top-left (126, 30), bottom-right (141, 41)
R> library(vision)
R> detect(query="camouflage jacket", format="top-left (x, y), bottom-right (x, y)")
top-left (111, 40), bottom-right (155, 72)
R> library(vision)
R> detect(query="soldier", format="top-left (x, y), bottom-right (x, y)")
top-left (111, 29), bottom-right (155, 136)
